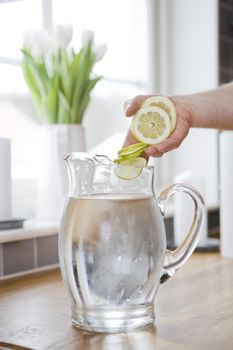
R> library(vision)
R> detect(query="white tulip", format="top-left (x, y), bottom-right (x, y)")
top-left (53, 24), bottom-right (73, 49)
top-left (66, 46), bottom-right (75, 64)
top-left (23, 30), bottom-right (52, 58)
top-left (81, 30), bottom-right (94, 47)
top-left (93, 43), bottom-right (107, 62)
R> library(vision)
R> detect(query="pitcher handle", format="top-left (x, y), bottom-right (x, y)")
top-left (157, 183), bottom-right (204, 284)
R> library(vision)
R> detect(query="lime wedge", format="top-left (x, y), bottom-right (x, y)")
top-left (114, 157), bottom-right (147, 180)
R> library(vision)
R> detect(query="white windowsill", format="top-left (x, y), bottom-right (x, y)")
top-left (0, 206), bottom-right (174, 245)
top-left (0, 205), bottom-right (219, 245)
top-left (0, 220), bottom-right (58, 243)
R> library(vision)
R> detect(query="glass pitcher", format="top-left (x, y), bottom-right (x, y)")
top-left (59, 153), bottom-right (204, 333)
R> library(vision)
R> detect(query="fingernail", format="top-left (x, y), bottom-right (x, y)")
top-left (124, 100), bottom-right (132, 114)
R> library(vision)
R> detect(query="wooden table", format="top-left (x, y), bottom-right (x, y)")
top-left (0, 252), bottom-right (233, 350)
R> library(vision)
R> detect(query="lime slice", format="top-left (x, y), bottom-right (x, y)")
top-left (141, 96), bottom-right (177, 132)
top-left (118, 142), bottom-right (147, 157)
top-left (115, 150), bottom-right (145, 163)
top-left (131, 106), bottom-right (171, 145)
top-left (114, 157), bottom-right (147, 180)
top-left (115, 142), bottom-right (147, 164)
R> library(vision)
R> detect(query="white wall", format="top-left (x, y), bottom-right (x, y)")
top-left (167, 0), bottom-right (218, 95)
top-left (153, 0), bottom-right (219, 207)
top-left (219, 131), bottom-right (233, 258)
top-left (84, 80), bottom-right (139, 150)
top-left (1, 79), bottom-right (141, 220)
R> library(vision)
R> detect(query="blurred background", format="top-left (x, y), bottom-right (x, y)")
top-left (0, 0), bottom-right (222, 219)
top-left (1, 0), bottom-right (233, 278)
top-left (0, 6), bottom-right (233, 349)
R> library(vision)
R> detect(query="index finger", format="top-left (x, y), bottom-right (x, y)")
top-left (124, 95), bottom-right (152, 116)
top-left (122, 129), bottom-right (138, 148)
top-left (145, 116), bottom-right (190, 155)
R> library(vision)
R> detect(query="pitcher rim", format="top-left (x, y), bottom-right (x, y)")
top-left (64, 152), bottom-right (155, 170)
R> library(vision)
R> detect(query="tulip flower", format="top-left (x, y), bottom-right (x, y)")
top-left (53, 23), bottom-right (73, 49)
top-left (93, 43), bottom-right (107, 62)
top-left (23, 30), bottom-right (52, 59)
top-left (81, 30), bottom-right (94, 47)
top-left (21, 25), bottom-right (107, 124)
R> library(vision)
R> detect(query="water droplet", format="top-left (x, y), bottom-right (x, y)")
top-left (134, 257), bottom-right (138, 263)
top-left (118, 255), bottom-right (122, 261)
top-left (126, 297), bottom-right (130, 302)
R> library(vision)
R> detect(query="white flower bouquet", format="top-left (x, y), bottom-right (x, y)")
top-left (21, 24), bottom-right (107, 124)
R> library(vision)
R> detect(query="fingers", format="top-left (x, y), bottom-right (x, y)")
top-left (124, 95), bottom-right (152, 116)
top-left (123, 117), bottom-right (189, 157)
top-left (123, 94), bottom-right (192, 157)
top-left (122, 129), bottom-right (150, 161)
top-left (144, 117), bottom-right (190, 156)
top-left (145, 147), bottom-right (165, 157)
top-left (122, 129), bottom-right (138, 148)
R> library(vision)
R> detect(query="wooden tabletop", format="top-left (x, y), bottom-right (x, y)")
top-left (0, 252), bottom-right (233, 350)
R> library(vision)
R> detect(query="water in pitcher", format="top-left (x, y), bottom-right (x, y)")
top-left (60, 193), bottom-right (166, 309)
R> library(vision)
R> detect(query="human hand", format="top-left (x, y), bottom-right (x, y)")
top-left (123, 94), bottom-right (194, 157)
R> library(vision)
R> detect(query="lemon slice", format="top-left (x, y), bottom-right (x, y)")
top-left (141, 96), bottom-right (177, 132)
top-left (131, 106), bottom-right (171, 145)
top-left (114, 157), bottom-right (147, 180)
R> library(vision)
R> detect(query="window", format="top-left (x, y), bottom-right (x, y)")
top-left (53, 0), bottom-right (147, 84)
top-left (0, 0), bottom-right (149, 218)
top-left (0, 0), bottom-right (43, 60)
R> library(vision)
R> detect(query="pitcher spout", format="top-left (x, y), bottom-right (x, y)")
top-left (64, 153), bottom-right (71, 162)
top-left (63, 152), bottom-right (97, 198)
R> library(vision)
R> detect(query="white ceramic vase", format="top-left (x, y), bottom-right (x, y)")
top-left (35, 124), bottom-right (86, 221)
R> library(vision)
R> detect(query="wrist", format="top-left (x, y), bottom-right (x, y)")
top-left (170, 95), bottom-right (195, 128)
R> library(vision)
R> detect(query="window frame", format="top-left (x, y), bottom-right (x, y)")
top-left (0, 0), bottom-right (53, 64)
top-left (0, 0), bottom-right (170, 225)
top-left (0, 0), bottom-right (147, 89)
